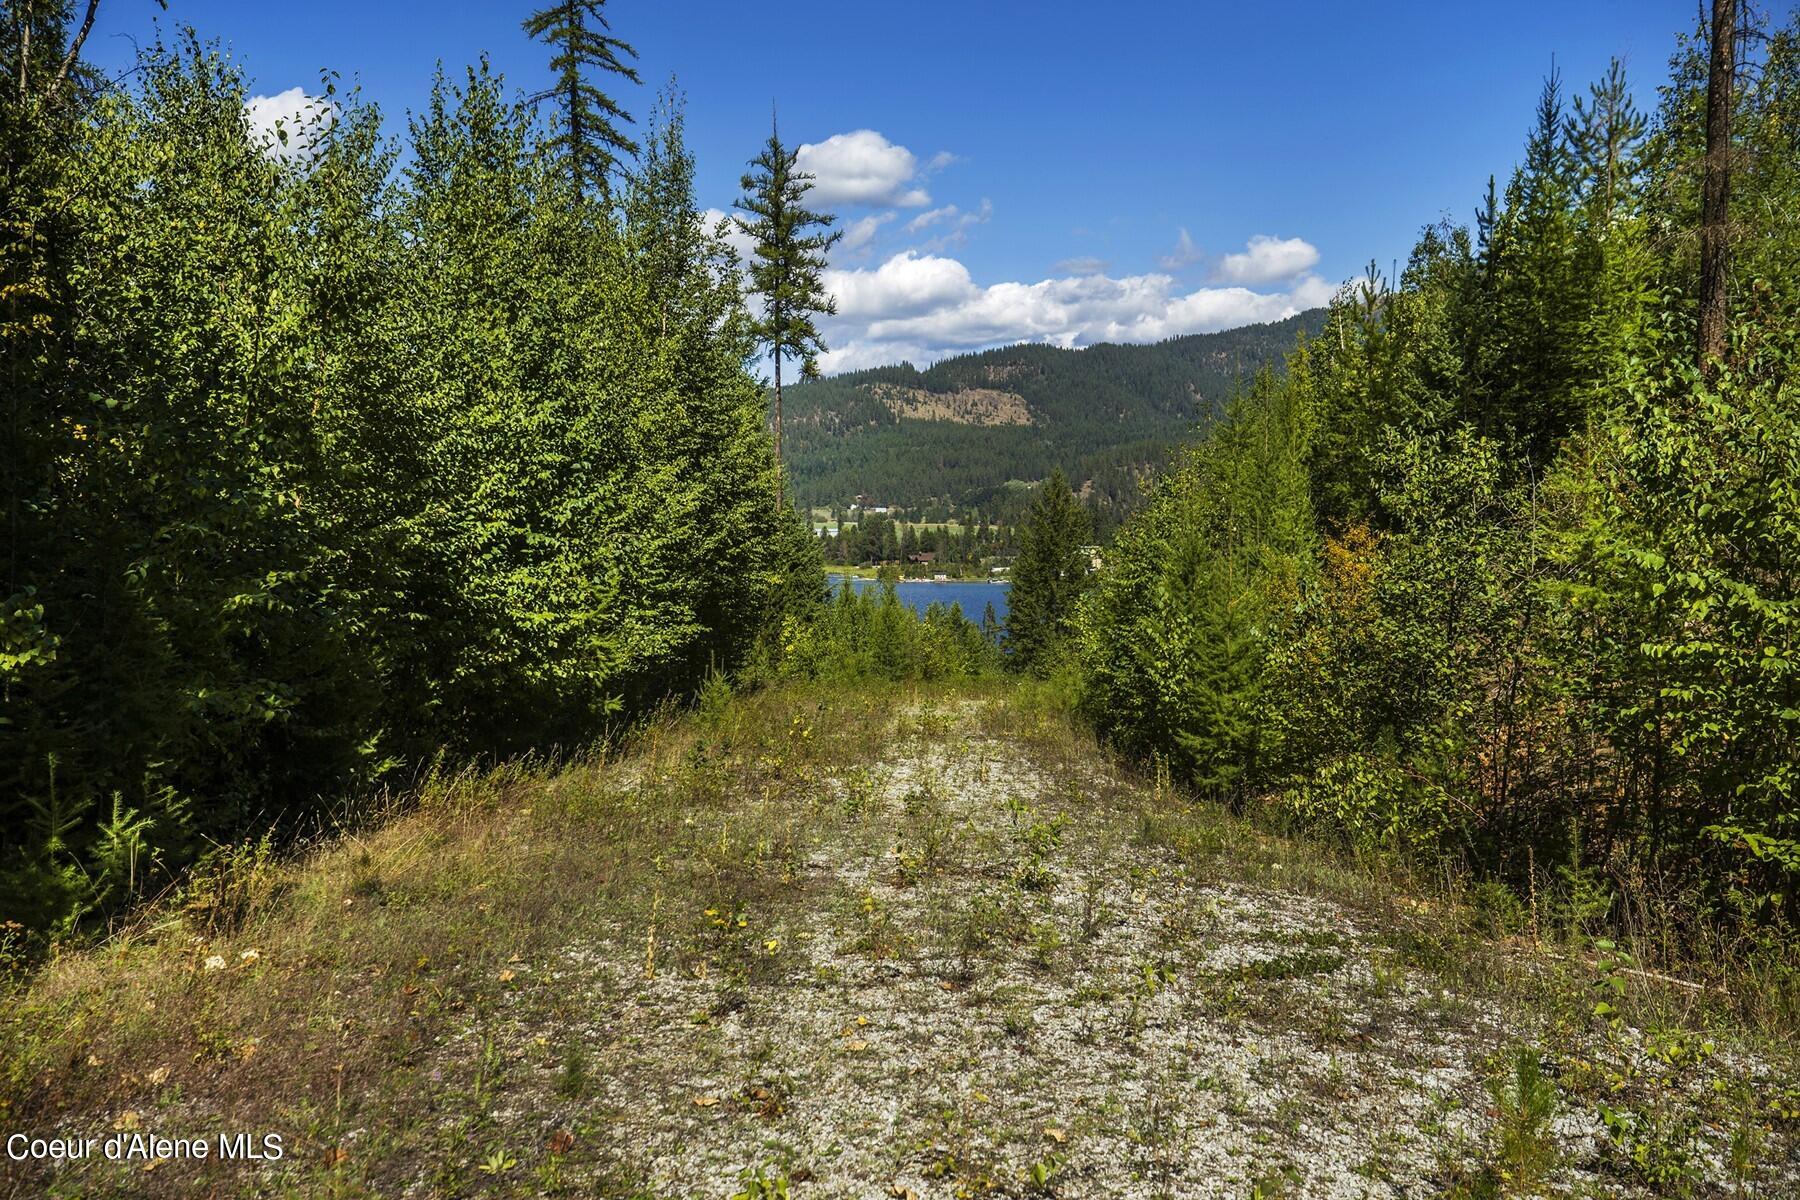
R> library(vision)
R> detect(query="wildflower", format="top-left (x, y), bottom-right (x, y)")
top-left (203, 954), bottom-right (227, 972)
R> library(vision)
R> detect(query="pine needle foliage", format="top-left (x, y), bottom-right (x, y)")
top-left (1005, 470), bottom-right (1091, 675)
top-left (522, 0), bottom-right (641, 199)
top-left (734, 120), bottom-right (841, 478)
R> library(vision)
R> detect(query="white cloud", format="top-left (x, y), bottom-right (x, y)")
top-left (904, 204), bottom-right (959, 234)
top-left (1216, 235), bottom-right (1321, 284)
top-left (819, 339), bottom-right (941, 374)
top-left (824, 251), bottom-right (978, 320)
top-left (244, 87), bottom-right (336, 162)
top-left (903, 198), bottom-right (992, 240)
top-left (817, 252), bottom-right (1335, 374)
top-left (1157, 227), bottom-right (1204, 270)
top-left (796, 130), bottom-right (932, 207)
top-left (1054, 256), bottom-right (1110, 275)
top-left (838, 211), bottom-right (897, 258)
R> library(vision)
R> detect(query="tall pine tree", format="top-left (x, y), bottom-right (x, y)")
top-left (1697, 0), bottom-right (1735, 371)
top-left (1565, 57), bottom-right (1646, 229)
top-left (1474, 67), bottom-right (1596, 461)
top-left (522, 0), bottom-right (640, 199)
top-left (734, 118), bottom-right (840, 494)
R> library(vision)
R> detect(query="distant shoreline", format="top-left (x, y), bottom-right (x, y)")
top-left (828, 571), bottom-right (1009, 586)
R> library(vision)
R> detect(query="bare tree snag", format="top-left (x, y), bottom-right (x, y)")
top-left (1698, 0), bottom-right (1736, 374)
top-left (46, 0), bottom-right (102, 101)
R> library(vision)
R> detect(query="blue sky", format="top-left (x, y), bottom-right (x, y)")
top-left (86, 0), bottom-right (1706, 372)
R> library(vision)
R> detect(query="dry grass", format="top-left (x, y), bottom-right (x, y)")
top-left (1, 681), bottom-right (1794, 1199)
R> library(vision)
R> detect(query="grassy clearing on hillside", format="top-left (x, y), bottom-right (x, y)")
top-left (1, 683), bottom-right (1795, 1199)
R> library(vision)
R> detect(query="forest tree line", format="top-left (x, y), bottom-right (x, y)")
top-left (818, 512), bottom-right (1023, 574)
top-left (1063, 6), bottom-right (1800, 942)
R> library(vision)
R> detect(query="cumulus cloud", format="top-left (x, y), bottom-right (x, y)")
top-left (824, 251), bottom-right (978, 320)
top-left (1054, 256), bottom-right (1110, 276)
top-left (796, 130), bottom-right (932, 207)
top-left (819, 339), bottom-right (942, 374)
top-left (1216, 235), bottom-right (1321, 284)
top-left (245, 87), bottom-right (337, 162)
top-left (817, 252), bottom-right (1336, 374)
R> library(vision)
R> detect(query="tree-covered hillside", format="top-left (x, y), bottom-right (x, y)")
top-left (782, 312), bottom-right (1325, 516)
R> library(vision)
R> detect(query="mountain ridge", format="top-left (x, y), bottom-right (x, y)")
top-left (784, 310), bottom-right (1328, 518)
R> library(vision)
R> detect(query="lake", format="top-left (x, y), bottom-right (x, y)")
top-left (827, 574), bottom-right (1010, 625)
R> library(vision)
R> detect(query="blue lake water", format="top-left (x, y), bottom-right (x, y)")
top-left (828, 574), bottom-right (1010, 625)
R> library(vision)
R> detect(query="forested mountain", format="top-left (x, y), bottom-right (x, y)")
top-left (782, 312), bottom-right (1325, 517)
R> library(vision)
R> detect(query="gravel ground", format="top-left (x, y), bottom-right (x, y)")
top-left (401, 697), bottom-right (1792, 1199)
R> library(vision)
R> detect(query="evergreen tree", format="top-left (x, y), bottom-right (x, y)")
top-left (1006, 470), bottom-right (1090, 672)
top-left (522, 0), bottom-right (640, 199)
top-left (615, 81), bottom-right (819, 697)
top-left (1565, 56), bottom-right (1647, 228)
top-left (1077, 367), bottom-right (1313, 781)
top-left (1473, 68), bottom-right (1597, 461)
top-left (1568, 59), bottom-right (1656, 418)
top-left (734, 118), bottom-right (840, 491)
top-left (625, 82), bottom-right (714, 327)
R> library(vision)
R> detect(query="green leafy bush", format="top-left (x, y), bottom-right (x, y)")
top-left (1, 33), bottom-right (815, 936)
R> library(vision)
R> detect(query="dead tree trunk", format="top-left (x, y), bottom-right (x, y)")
top-left (1697, 0), bottom-right (1735, 374)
